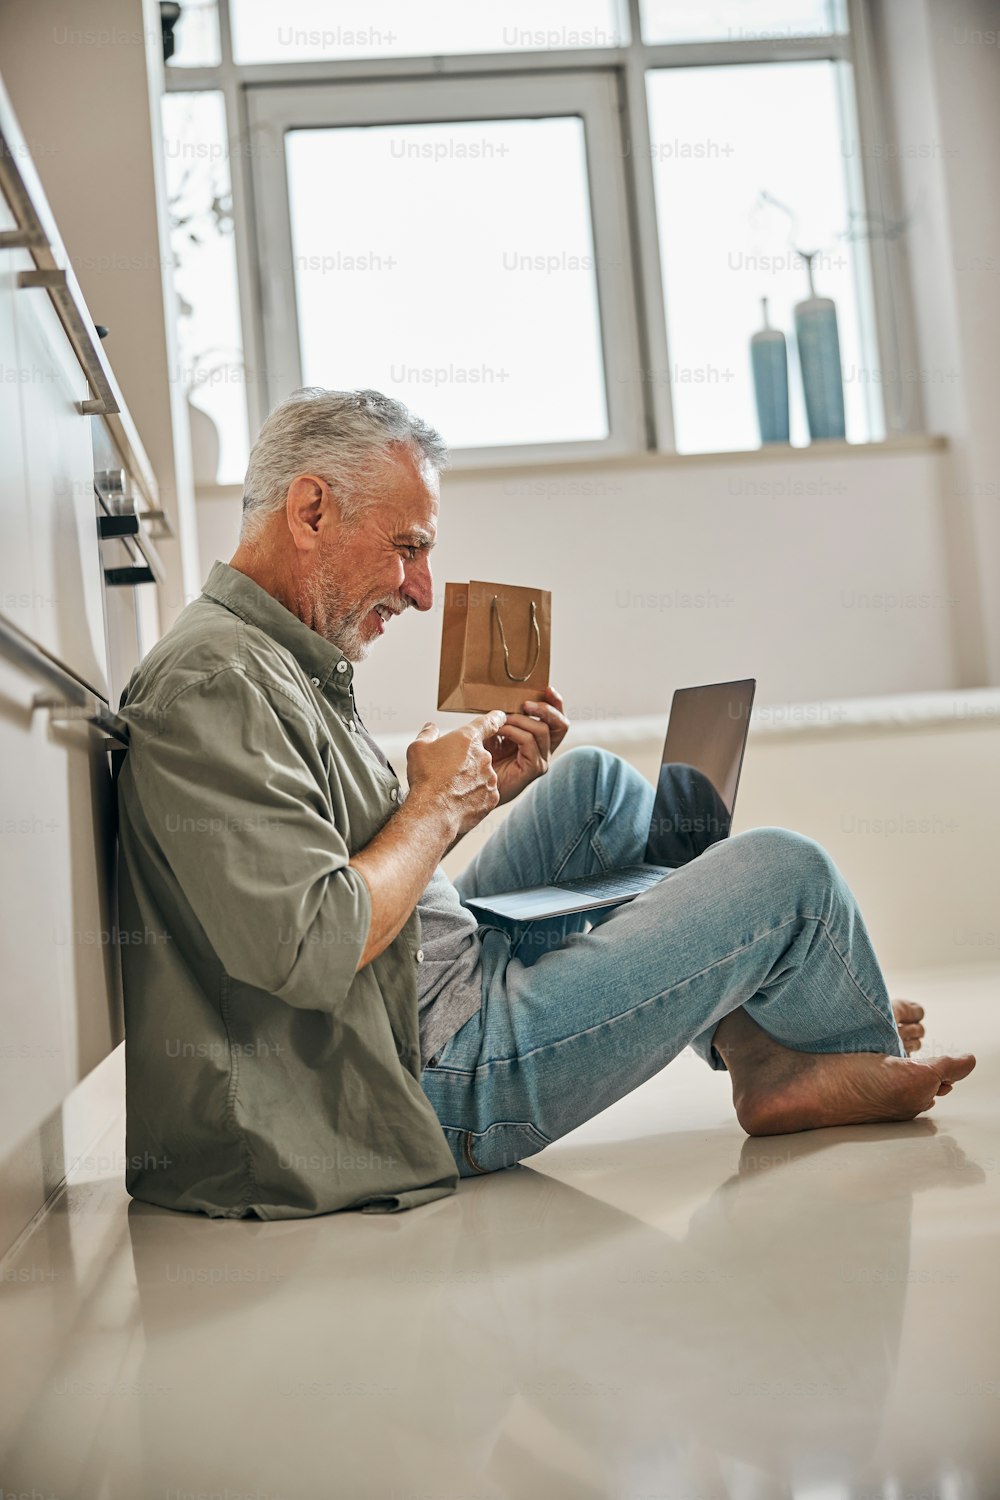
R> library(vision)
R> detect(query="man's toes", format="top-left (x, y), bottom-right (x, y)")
top-left (893, 998), bottom-right (925, 1024)
top-left (924, 1053), bottom-right (976, 1093)
top-left (899, 1022), bottom-right (924, 1053)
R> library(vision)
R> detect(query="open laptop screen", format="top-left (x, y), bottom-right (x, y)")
top-left (643, 679), bottom-right (756, 868)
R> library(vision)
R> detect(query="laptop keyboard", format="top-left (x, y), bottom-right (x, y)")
top-left (552, 866), bottom-right (673, 901)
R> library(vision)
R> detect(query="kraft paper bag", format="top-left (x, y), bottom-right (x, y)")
top-left (437, 580), bottom-right (552, 713)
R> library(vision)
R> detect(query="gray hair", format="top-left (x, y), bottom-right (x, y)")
top-left (239, 387), bottom-right (448, 540)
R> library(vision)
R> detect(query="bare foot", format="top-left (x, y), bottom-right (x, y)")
top-left (893, 998), bottom-right (925, 1055)
top-left (714, 1009), bottom-right (975, 1137)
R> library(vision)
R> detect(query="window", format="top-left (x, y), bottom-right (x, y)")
top-left (638, 0), bottom-right (841, 45)
top-left (248, 74), bottom-right (643, 461)
top-left (161, 91), bottom-right (250, 484)
top-left (164, 1), bottom-right (912, 471)
top-left (229, 0), bottom-right (627, 64)
top-left (647, 60), bottom-right (880, 451)
top-left (286, 119), bottom-right (607, 449)
top-left (165, 0), bottom-right (221, 68)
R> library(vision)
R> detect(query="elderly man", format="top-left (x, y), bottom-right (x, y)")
top-left (116, 388), bottom-right (975, 1219)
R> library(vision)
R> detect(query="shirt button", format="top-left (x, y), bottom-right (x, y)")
top-left (310, 676), bottom-right (320, 687)
top-left (335, 661), bottom-right (348, 674)
top-left (389, 787), bottom-right (398, 802)
top-left (346, 720), bottom-right (357, 732)
top-left (416, 949), bottom-right (425, 962)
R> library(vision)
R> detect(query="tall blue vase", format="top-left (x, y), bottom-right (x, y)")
top-left (750, 296), bottom-right (789, 444)
top-left (794, 251), bottom-right (846, 441)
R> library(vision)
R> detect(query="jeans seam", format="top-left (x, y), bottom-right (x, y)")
top-left (462, 1131), bottom-right (490, 1174)
top-left (548, 805), bottom-right (609, 882)
top-left (810, 911), bottom-right (900, 1035)
top-left (448, 911), bottom-right (894, 1075)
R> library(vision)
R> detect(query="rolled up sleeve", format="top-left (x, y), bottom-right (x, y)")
top-left (129, 667), bottom-right (371, 1010)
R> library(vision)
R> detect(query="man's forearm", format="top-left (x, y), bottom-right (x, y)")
top-left (349, 792), bottom-right (457, 971)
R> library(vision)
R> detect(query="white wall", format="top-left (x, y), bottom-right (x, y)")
top-left (198, 439), bottom-right (960, 740)
top-left (876, 0), bottom-right (1000, 684)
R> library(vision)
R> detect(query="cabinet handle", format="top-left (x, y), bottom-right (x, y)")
top-left (98, 514), bottom-right (140, 539)
top-left (0, 611), bottom-right (129, 747)
top-left (17, 267), bottom-right (120, 417)
top-left (98, 522), bottom-right (165, 585)
top-left (0, 226), bottom-right (48, 249)
top-left (2, 116), bottom-right (121, 418)
top-left (104, 565), bottom-right (156, 587)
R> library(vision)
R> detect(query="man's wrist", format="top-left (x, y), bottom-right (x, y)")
top-left (398, 784), bottom-right (459, 852)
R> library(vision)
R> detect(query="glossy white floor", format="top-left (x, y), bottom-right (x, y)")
top-left (2, 964), bottom-right (998, 1500)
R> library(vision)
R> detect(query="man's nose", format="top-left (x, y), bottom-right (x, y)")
top-left (403, 555), bottom-right (434, 612)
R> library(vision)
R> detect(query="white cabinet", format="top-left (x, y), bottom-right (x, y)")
top-left (12, 251), bottom-right (110, 697)
top-left (0, 76), bottom-right (163, 1256)
top-left (0, 648), bottom-right (122, 1153)
top-left (0, 205), bottom-right (33, 642)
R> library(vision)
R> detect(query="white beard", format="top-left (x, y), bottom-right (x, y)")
top-left (306, 554), bottom-right (404, 662)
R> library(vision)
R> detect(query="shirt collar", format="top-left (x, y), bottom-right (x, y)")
top-left (200, 560), bottom-right (354, 695)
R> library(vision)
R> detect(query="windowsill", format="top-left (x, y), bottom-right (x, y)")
top-left (196, 434), bottom-right (948, 502)
top-left (375, 685), bottom-right (1000, 768)
top-left (551, 687), bottom-right (1000, 748)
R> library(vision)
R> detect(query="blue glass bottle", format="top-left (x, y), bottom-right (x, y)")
top-left (750, 296), bottom-right (789, 444)
top-left (794, 251), bottom-right (846, 441)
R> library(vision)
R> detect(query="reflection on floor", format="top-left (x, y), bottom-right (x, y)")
top-left (1, 964), bottom-right (998, 1500)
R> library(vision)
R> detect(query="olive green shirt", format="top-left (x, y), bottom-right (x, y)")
top-left (115, 560), bottom-right (459, 1218)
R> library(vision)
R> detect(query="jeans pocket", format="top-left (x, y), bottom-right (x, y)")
top-left (462, 1121), bottom-right (551, 1176)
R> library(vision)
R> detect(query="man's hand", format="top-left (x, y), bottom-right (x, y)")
top-left (406, 709), bottom-right (506, 840)
top-left (483, 686), bottom-right (571, 806)
top-left (351, 711), bottom-right (506, 972)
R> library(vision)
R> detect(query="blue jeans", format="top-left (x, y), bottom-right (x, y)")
top-left (419, 747), bottom-right (905, 1178)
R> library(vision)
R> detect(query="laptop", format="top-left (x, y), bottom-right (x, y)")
top-left (465, 678), bottom-right (756, 923)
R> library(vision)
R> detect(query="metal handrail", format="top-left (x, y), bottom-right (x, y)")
top-left (0, 612), bottom-right (129, 747)
top-left (16, 267), bottom-right (120, 417)
top-left (0, 138), bottom-right (122, 417)
top-left (1, 77), bottom-right (164, 518)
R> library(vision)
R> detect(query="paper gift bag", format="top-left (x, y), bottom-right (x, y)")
top-left (437, 580), bottom-right (552, 713)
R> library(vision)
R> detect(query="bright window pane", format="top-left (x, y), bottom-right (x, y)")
top-left (286, 119), bottom-right (608, 449)
top-left (166, 0), bottom-right (221, 67)
top-left (161, 92), bottom-right (250, 484)
top-left (232, 0), bottom-right (626, 63)
top-left (647, 62), bottom-right (880, 451)
top-left (640, 0), bottom-right (842, 44)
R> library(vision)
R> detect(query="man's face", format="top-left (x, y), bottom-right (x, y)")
top-left (307, 444), bottom-right (438, 662)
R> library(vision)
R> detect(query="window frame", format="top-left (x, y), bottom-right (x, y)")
top-left (165, 0), bottom-right (922, 469)
top-left (245, 72), bottom-right (646, 466)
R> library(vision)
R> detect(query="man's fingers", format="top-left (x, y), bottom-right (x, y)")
top-left (502, 713), bottom-right (551, 760)
top-left (469, 709), bottom-right (507, 743)
top-left (521, 701), bottom-right (567, 736)
top-left (491, 718), bottom-right (547, 764)
top-left (414, 721), bottom-right (440, 742)
top-left (893, 999), bottom-right (924, 1023)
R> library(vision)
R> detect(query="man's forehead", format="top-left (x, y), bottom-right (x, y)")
top-left (375, 494), bottom-right (438, 544)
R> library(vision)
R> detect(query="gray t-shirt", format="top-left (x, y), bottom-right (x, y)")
top-left (413, 866), bottom-right (484, 1065)
top-left (352, 704), bottom-right (485, 1066)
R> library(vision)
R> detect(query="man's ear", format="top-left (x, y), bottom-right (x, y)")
top-left (286, 474), bottom-right (333, 553)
